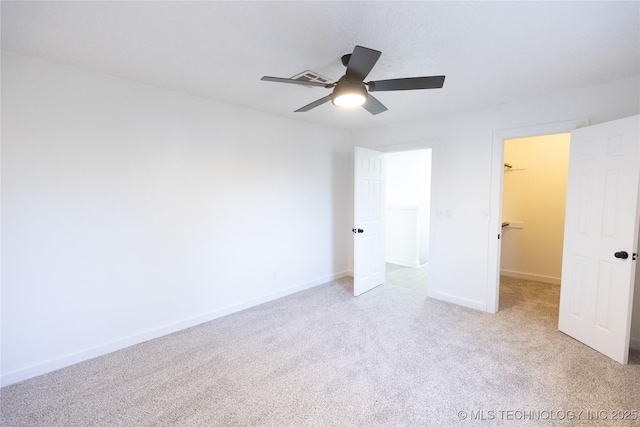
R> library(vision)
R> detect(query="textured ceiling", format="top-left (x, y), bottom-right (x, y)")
top-left (2, 1), bottom-right (639, 131)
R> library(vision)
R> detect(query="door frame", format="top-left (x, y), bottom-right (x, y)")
top-left (376, 139), bottom-right (439, 298)
top-left (486, 118), bottom-right (589, 314)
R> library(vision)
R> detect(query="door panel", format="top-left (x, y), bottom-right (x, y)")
top-left (353, 147), bottom-right (386, 296)
top-left (559, 115), bottom-right (640, 364)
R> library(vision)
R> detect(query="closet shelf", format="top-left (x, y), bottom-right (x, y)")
top-left (501, 221), bottom-right (524, 229)
top-left (504, 162), bottom-right (526, 171)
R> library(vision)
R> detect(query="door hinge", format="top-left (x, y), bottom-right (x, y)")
top-left (633, 253), bottom-right (638, 261)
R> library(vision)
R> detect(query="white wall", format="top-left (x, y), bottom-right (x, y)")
top-left (386, 149), bottom-right (432, 208)
top-left (501, 134), bottom-right (570, 284)
top-left (0, 52), bottom-right (353, 386)
top-left (386, 206), bottom-right (422, 267)
top-left (353, 76), bottom-right (640, 317)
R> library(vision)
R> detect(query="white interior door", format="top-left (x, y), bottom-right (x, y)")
top-left (353, 146), bottom-right (386, 296)
top-left (559, 115), bottom-right (640, 364)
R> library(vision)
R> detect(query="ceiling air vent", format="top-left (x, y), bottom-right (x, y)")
top-left (290, 70), bottom-right (332, 87)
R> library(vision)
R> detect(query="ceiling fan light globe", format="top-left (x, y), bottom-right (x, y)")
top-left (331, 80), bottom-right (368, 108)
top-left (333, 93), bottom-right (367, 108)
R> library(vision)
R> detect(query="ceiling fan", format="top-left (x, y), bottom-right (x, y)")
top-left (261, 45), bottom-right (445, 115)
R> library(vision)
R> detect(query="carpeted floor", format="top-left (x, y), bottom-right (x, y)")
top-left (1, 271), bottom-right (639, 426)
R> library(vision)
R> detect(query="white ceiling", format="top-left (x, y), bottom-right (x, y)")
top-left (2, 1), bottom-right (639, 131)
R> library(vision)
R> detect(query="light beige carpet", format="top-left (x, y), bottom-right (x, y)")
top-left (1, 273), bottom-right (639, 426)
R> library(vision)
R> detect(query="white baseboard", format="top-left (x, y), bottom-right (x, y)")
top-left (428, 289), bottom-right (487, 312)
top-left (1, 271), bottom-right (350, 388)
top-left (385, 257), bottom-right (422, 268)
top-left (500, 269), bottom-right (560, 285)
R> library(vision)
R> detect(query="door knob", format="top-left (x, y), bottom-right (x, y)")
top-left (614, 251), bottom-right (629, 259)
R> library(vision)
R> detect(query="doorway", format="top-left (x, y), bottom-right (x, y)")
top-left (353, 139), bottom-right (439, 296)
top-left (499, 133), bottom-right (570, 309)
top-left (384, 148), bottom-right (432, 291)
top-left (486, 119), bottom-right (589, 313)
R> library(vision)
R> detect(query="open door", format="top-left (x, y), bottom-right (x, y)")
top-left (353, 147), bottom-right (386, 296)
top-left (559, 115), bottom-right (640, 364)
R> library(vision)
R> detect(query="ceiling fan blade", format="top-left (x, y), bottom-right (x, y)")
top-left (295, 95), bottom-right (333, 112)
top-left (362, 94), bottom-right (388, 115)
top-left (345, 45), bottom-right (382, 82)
top-left (368, 76), bottom-right (446, 92)
top-left (261, 76), bottom-right (331, 88)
